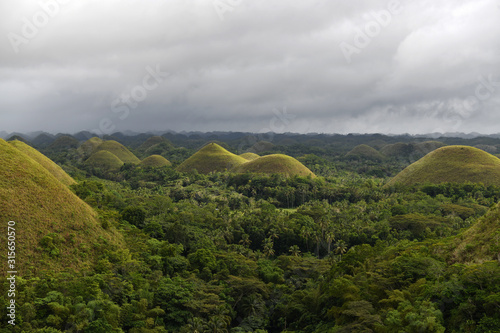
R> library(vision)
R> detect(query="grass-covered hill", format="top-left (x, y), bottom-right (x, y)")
top-left (9, 140), bottom-right (75, 186)
top-left (0, 139), bottom-right (121, 275)
top-left (6, 134), bottom-right (29, 144)
top-left (94, 140), bottom-right (140, 164)
top-left (139, 154), bottom-right (172, 168)
top-left (387, 145), bottom-right (500, 187)
top-left (78, 137), bottom-right (103, 159)
top-left (380, 142), bottom-right (414, 157)
top-left (346, 144), bottom-right (385, 160)
top-left (235, 154), bottom-right (316, 178)
top-left (138, 136), bottom-right (173, 152)
top-left (177, 143), bottom-right (247, 174)
top-left (239, 152), bottom-right (260, 161)
top-left (380, 141), bottom-right (446, 159)
top-left (48, 135), bottom-right (79, 150)
top-left (413, 140), bottom-right (446, 155)
top-left (32, 133), bottom-right (55, 147)
top-left (447, 203), bottom-right (500, 264)
top-left (85, 150), bottom-right (124, 171)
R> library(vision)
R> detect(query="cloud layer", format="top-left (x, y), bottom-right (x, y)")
top-left (1, 0), bottom-right (499, 134)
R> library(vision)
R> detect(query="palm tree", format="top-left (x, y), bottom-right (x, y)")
top-left (335, 240), bottom-right (348, 260)
top-left (268, 228), bottom-right (280, 241)
top-left (184, 317), bottom-right (208, 333)
top-left (325, 231), bottom-right (335, 254)
top-left (289, 245), bottom-right (301, 257)
top-left (239, 234), bottom-right (252, 247)
top-left (263, 237), bottom-right (275, 258)
top-left (207, 315), bottom-right (229, 333)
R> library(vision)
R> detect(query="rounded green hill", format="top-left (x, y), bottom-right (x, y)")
top-left (85, 150), bottom-right (124, 171)
top-left (240, 152), bottom-right (260, 161)
top-left (0, 139), bottom-right (122, 274)
top-left (94, 140), bottom-right (140, 164)
top-left (413, 141), bottom-right (446, 155)
top-left (140, 155), bottom-right (172, 168)
top-left (9, 140), bottom-right (76, 186)
top-left (235, 154), bottom-right (316, 178)
top-left (177, 143), bottom-right (247, 174)
top-left (346, 144), bottom-right (384, 160)
top-left (49, 135), bottom-right (79, 150)
top-left (387, 145), bottom-right (500, 187)
top-left (139, 136), bottom-right (171, 151)
top-left (78, 137), bottom-right (103, 158)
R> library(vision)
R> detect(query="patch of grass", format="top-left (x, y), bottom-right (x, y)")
top-left (9, 140), bottom-right (75, 186)
top-left (177, 143), bottom-right (247, 174)
top-left (239, 152), bottom-right (260, 161)
top-left (387, 146), bottom-right (500, 186)
top-left (94, 140), bottom-right (140, 164)
top-left (140, 155), bottom-right (172, 168)
top-left (445, 204), bottom-right (500, 264)
top-left (0, 139), bottom-right (122, 275)
top-left (85, 150), bottom-right (124, 171)
top-left (234, 154), bottom-right (316, 178)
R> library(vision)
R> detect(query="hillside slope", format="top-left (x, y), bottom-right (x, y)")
top-left (235, 154), bottom-right (316, 178)
top-left (94, 140), bottom-right (140, 164)
top-left (140, 155), bottom-right (172, 168)
top-left (177, 143), bottom-right (247, 174)
top-left (85, 150), bottom-right (124, 171)
top-left (9, 140), bottom-right (75, 186)
top-left (0, 139), bottom-right (122, 275)
top-left (387, 146), bottom-right (500, 186)
top-left (78, 137), bottom-right (103, 159)
top-left (346, 144), bottom-right (385, 160)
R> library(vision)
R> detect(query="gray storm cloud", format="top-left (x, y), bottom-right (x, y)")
top-left (0, 0), bottom-right (499, 135)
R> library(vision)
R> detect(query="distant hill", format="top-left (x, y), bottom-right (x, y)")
top-left (412, 141), bottom-right (446, 157)
top-left (9, 140), bottom-right (75, 186)
top-left (0, 139), bottom-right (122, 274)
top-left (7, 135), bottom-right (30, 144)
top-left (139, 155), bottom-right (172, 168)
top-left (387, 146), bottom-right (500, 187)
top-left (240, 152), bottom-right (260, 161)
top-left (177, 143), bottom-right (247, 174)
top-left (85, 150), bottom-right (124, 171)
top-left (250, 141), bottom-right (275, 153)
top-left (94, 140), bottom-right (140, 164)
top-left (32, 133), bottom-right (55, 147)
top-left (48, 135), bottom-right (79, 150)
top-left (380, 142), bottom-right (413, 157)
top-left (381, 141), bottom-right (446, 160)
top-left (235, 154), bottom-right (316, 178)
top-left (78, 137), bottom-right (103, 159)
top-left (346, 144), bottom-right (384, 160)
top-left (138, 136), bottom-right (167, 151)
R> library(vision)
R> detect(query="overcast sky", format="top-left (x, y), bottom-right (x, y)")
top-left (1, 0), bottom-right (499, 135)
